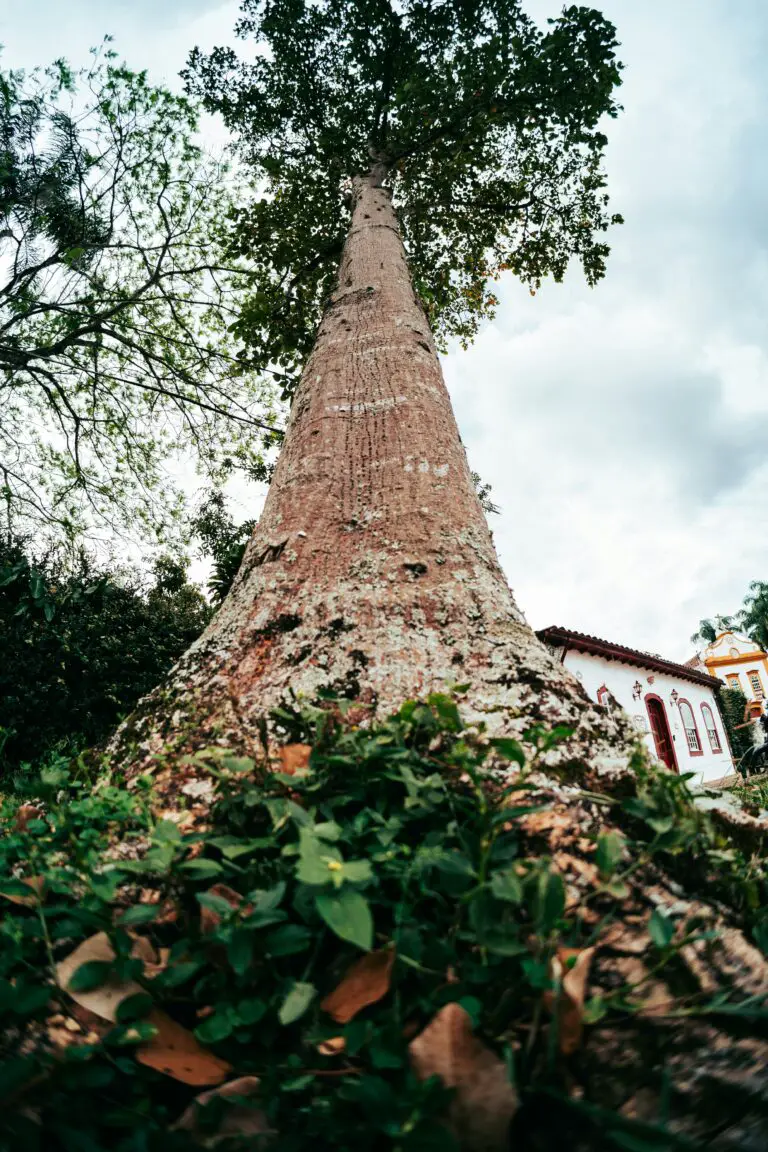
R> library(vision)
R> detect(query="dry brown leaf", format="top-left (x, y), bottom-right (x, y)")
top-left (15, 804), bottom-right (43, 832)
top-left (317, 1036), bottom-right (346, 1056)
top-left (200, 883), bottom-right (249, 935)
top-left (320, 948), bottom-right (395, 1024)
top-left (518, 807), bottom-right (574, 849)
top-left (137, 1009), bottom-right (231, 1086)
top-left (278, 744), bottom-right (312, 775)
top-left (0, 875), bottom-right (46, 907)
top-left (56, 932), bottom-right (143, 1022)
top-left (409, 1002), bottom-right (517, 1151)
top-left (171, 1075), bottom-right (273, 1145)
top-left (558, 947), bottom-right (595, 1056)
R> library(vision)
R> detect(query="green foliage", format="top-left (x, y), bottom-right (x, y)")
top-left (0, 537), bottom-right (210, 780)
top-left (184, 0), bottom-right (624, 392)
top-left (0, 43), bottom-right (280, 548)
top-left (190, 489), bottom-right (256, 604)
top-left (1, 695), bottom-right (766, 1149)
top-left (718, 687), bottom-right (754, 762)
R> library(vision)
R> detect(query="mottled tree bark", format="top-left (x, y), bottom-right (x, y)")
top-left (116, 167), bottom-right (629, 769)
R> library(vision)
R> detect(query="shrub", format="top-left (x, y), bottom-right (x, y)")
top-left (1, 694), bottom-right (766, 1150)
top-left (0, 540), bottom-right (211, 781)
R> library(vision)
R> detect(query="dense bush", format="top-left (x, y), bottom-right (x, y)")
top-left (718, 686), bottom-right (754, 762)
top-left (0, 540), bottom-right (211, 780)
top-left (1, 695), bottom-right (766, 1151)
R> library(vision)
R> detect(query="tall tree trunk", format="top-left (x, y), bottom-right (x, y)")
top-left (117, 165), bottom-right (627, 766)
top-left (110, 169), bottom-right (768, 1146)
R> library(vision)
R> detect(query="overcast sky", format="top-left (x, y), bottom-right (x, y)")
top-left (3, 0), bottom-right (766, 661)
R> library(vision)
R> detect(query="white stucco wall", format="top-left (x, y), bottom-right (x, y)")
top-left (556, 648), bottom-right (734, 785)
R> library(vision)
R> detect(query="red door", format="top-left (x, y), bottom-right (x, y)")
top-left (646, 695), bottom-right (678, 772)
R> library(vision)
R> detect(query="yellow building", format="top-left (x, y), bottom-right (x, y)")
top-left (692, 631), bottom-right (768, 719)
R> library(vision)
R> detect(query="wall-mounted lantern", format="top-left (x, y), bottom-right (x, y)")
top-left (632, 681), bottom-right (643, 701)
top-left (670, 689), bottom-right (679, 706)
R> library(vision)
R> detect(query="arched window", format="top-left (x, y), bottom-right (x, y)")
top-left (596, 684), bottom-right (610, 707)
top-left (677, 699), bottom-right (702, 755)
top-left (747, 670), bottom-right (765, 700)
top-left (700, 704), bottom-right (721, 753)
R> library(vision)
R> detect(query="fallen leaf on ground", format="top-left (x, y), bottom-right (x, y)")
top-left (320, 948), bottom-right (395, 1024)
top-left (278, 744), bottom-right (312, 775)
top-left (56, 932), bottom-right (143, 1022)
top-left (200, 883), bottom-right (249, 935)
top-left (171, 1075), bottom-right (272, 1144)
top-left (409, 1002), bottom-right (517, 1151)
top-left (555, 947), bottom-right (595, 1056)
top-left (129, 933), bottom-right (170, 978)
top-left (137, 1009), bottom-right (231, 1086)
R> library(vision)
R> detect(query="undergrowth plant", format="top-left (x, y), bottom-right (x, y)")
top-left (1, 694), bottom-right (767, 1151)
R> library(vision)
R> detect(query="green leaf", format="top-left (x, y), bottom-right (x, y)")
top-left (648, 908), bottom-right (675, 950)
top-left (341, 859), bottom-right (373, 885)
top-left (115, 992), bottom-right (153, 1023)
top-left (179, 858), bottom-right (224, 879)
top-left (265, 924), bottom-right (313, 956)
top-left (490, 869), bottom-right (522, 904)
top-left (315, 888), bottom-right (373, 951)
top-left (195, 1012), bottom-right (234, 1044)
top-left (227, 930), bottom-right (254, 975)
top-left (278, 981), bottom-right (316, 1026)
top-left (490, 738), bottom-right (526, 766)
top-left (118, 904), bottom-right (161, 926)
top-left (595, 831), bottom-right (624, 879)
top-left (68, 960), bottom-right (112, 992)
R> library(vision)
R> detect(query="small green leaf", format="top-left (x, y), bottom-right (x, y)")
top-left (68, 960), bottom-right (112, 992)
top-left (595, 831), bottom-right (624, 879)
top-left (195, 1012), bottom-right (234, 1043)
top-left (118, 904), bottom-right (161, 926)
top-left (648, 908), bottom-right (675, 950)
top-left (115, 992), bottom-right (153, 1023)
top-left (179, 859), bottom-right (224, 879)
top-left (490, 738), bottom-right (526, 766)
top-left (315, 888), bottom-right (373, 951)
top-left (227, 931), bottom-right (254, 975)
top-left (491, 869), bottom-right (522, 904)
top-left (279, 981), bottom-right (316, 1026)
top-left (265, 924), bottom-right (313, 956)
top-left (341, 859), bottom-right (373, 885)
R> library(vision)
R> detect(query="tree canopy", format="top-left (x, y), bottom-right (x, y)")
top-left (185, 0), bottom-right (624, 393)
top-left (0, 46), bottom-right (280, 548)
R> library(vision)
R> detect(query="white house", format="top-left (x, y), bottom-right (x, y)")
top-left (537, 627), bottom-right (735, 786)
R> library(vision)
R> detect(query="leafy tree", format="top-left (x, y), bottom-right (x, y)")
top-left (690, 614), bottom-right (735, 647)
top-left (739, 581), bottom-right (768, 653)
top-left (191, 488), bottom-right (256, 604)
top-left (0, 537), bottom-right (211, 778)
top-left (0, 45), bottom-right (280, 548)
top-left (185, 0), bottom-right (623, 394)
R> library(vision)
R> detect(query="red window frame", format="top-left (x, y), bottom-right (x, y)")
top-left (700, 703), bottom-right (721, 753)
top-left (677, 698), bottom-right (702, 756)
